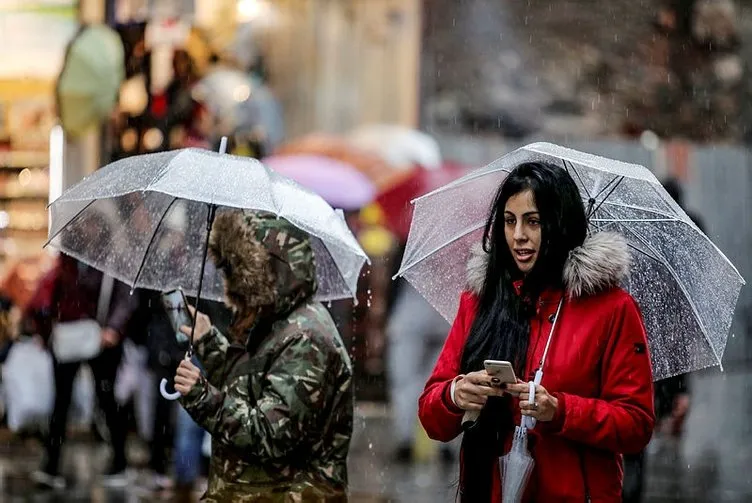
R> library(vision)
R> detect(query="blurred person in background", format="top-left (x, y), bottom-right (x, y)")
top-left (120, 49), bottom-right (208, 154)
top-left (347, 205), bottom-right (399, 401)
top-left (172, 210), bottom-right (353, 501)
top-left (0, 295), bottom-right (17, 364)
top-left (172, 405), bottom-right (208, 501)
top-left (622, 177), bottom-right (702, 503)
top-left (25, 254), bottom-right (138, 490)
top-left (387, 282), bottom-right (453, 463)
top-left (125, 288), bottom-right (178, 495)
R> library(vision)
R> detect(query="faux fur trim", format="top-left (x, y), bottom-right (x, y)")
top-left (209, 211), bottom-right (276, 320)
top-left (466, 231), bottom-right (631, 298)
top-left (564, 232), bottom-right (631, 297)
top-left (466, 242), bottom-right (489, 297)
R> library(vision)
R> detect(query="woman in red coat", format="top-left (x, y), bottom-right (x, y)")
top-left (418, 161), bottom-right (655, 502)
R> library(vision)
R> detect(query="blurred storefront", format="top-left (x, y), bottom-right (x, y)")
top-left (106, 0), bottom-right (421, 153)
top-left (0, 0), bottom-right (83, 307)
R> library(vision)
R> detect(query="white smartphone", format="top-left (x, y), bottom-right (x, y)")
top-left (462, 360), bottom-right (518, 428)
top-left (483, 360), bottom-right (517, 384)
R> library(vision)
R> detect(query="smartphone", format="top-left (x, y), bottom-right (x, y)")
top-left (483, 360), bottom-right (517, 384)
top-left (462, 361), bottom-right (518, 428)
top-left (161, 288), bottom-right (193, 342)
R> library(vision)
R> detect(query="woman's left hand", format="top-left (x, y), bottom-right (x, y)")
top-left (506, 380), bottom-right (559, 422)
top-left (175, 357), bottom-right (202, 396)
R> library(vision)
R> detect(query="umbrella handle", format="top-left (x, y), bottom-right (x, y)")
top-left (523, 379), bottom-right (539, 430)
top-left (159, 378), bottom-right (182, 401)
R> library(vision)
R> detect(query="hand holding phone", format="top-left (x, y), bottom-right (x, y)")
top-left (178, 305), bottom-right (213, 344)
top-left (483, 360), bottom-right (517, 386)
top-left (460, 361), bottom-right (516, 428)
top-left (161, 289), bottom-right (194, 342)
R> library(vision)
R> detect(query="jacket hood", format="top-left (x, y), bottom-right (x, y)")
top-left (209, 209), bottom-right (317, 337)
top-left (466, 231), bottom-right (630, 298)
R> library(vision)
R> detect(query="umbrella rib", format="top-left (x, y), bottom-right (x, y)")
top-left (394, 221), bottom-right (486, 279)
top-left (590, 218), bottom-right (682, 223)
top-left (563, 160), bottom-right (592, 200)
top-left (411, 167), bottom-right (512, 204)
top-left (145, 151), bottom-right (183, 191)
top-left (44, 200), bottom-right (97, 247)
top-left (591, 176), bottom-right (625, 215)
top-left (131, 197), bottom-right (179, 290)
top-left (624, 241), bottom-right (665, 264)
top-left (600, 200), bottom-right (678, 220)
top-left (592, 175), bottom-right (620, 202)
top-left (598, 202), bottom-right (743, 281)
top-left (647, 180), bottom-right (683, 216)
top-left (610, 217), bottom-right (724, 369)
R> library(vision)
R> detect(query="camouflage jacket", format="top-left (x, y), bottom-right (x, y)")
top-left (180, 211), bottom-right (354, 502)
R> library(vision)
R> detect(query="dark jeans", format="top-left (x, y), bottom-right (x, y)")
top-left (44, 346), bottom-right (126, 475)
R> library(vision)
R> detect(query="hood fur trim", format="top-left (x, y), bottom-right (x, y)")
top-left (209, 211), bottom-right (276, 316)
top-left (466, 231), bottom-right (631, 298)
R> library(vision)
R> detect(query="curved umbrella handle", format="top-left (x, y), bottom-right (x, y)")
top-left (159, 378), bottom-right (182, 401)
top-left (524, 380), bottom-right (537, 430)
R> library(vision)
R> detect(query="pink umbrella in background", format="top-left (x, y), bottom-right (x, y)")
top-left (263, 154), bottom-right (377, 211)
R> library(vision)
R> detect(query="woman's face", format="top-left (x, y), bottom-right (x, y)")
top-left (504, 189), bottom-right (542, 275)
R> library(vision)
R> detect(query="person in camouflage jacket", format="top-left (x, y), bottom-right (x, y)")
top-left (173, 209), bottom-right (354, 502)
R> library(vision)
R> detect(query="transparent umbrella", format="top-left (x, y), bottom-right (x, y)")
top-left (395, 142), bottom-right (745, 380)
top-left (501, 425), bottom-right (535, 503)
top-left (47, 139), bottom-right (369, 398)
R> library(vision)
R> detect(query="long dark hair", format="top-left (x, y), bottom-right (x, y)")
top-left (458, 161), bottom-right (587, 502)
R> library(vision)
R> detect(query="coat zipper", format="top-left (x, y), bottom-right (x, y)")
top-left (577, 448), bottom-right (592, 503)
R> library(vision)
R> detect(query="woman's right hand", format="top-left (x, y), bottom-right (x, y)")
top-left (179, 305), bottom-right (212, 343)
top-left (453, 371), bottom-right (506, 411)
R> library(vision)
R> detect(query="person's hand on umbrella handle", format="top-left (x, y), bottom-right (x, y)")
top-left (179, 305), bottom-right (212, 343)
top-left (174, 357), bottom-right (202, 396)
top-left (454, 371), bottom-right (506, 411)
top-left (508, 380), bottom-right (559, 422)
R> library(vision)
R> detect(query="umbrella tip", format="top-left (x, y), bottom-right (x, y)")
top-left (219, 137), bottom-right (228, 155)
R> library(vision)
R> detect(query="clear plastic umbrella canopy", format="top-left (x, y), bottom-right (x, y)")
top-left (47, 148), bottom-right (369, 304)
top-left (396, 142), bottom-right (745, 380)
top-left (501, 426), bottom-right (535, 503)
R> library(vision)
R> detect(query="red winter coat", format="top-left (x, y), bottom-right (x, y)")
top-left (418, 232), bottom-right (655, 502)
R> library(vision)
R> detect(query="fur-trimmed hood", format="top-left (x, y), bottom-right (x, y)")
top-left (466, 231), bottom-right (630, 298)
top-left (209, 209), bottom-right (317, 339)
